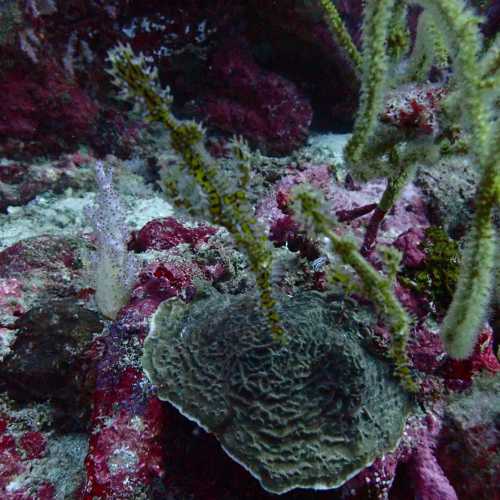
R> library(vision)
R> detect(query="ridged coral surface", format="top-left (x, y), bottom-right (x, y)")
top-left (143, 291), bottom-right (412, 494)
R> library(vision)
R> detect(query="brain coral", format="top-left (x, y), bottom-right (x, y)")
top-left (142, 291), bottom-right (412, 494)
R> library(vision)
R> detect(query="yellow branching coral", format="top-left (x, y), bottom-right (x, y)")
top-left (387, 2), bottom-right (411, 64)
top-left (438, 118), bottom-right (499, 359)
top-left (107, 44), bottom-right (285, 341)
top-left (411, 0), bottom-right (498, 359)
top-left (290, 185), bottom-right (418, 392)
top-left (401, 11), bottom-right (449, 84)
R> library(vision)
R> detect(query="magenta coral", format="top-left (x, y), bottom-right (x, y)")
top-left (199, 43), bottom-right (312, 155)
top-left (0, 60), bottom-right (98, 155)
top-left (130, 217), bottom-right (217, 253)
top-left (83, 361), bottom-right (166, 499)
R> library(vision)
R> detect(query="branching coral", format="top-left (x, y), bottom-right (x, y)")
top-left (318, 0), bottom-right (362, 74)
top-left (343, 0), bottom-right (396, 167)
top-left (107, 0), bottom-right (498, 390)
top-left (400, 11), bottom-right (449, 85)
top-left (406, 0), bottom-right (498, 360)
top-left (289, 184), bottom-right (417, 392)
top-left (107, 44), bottom-right (285, 341)
top-left (321, 0), bottom-right (499, 361)
top-left (439, 117), bottom-right (498, 359)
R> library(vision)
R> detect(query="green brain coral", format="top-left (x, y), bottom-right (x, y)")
top-left (142, 291), bottom-right (412, 494)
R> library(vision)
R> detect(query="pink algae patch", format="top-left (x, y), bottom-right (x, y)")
top-left (19, 432), bottom-right (47, 460)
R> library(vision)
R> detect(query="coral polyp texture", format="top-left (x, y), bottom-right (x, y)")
top-left (142, 291), bottom-right (412, 494)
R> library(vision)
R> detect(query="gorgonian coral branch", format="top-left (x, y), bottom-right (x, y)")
top-left (106, 44), bottom-right (285, 340)
top-left (411, 0), bottom-right (498, 359)
top-left (290, 185), bottom-right (418, 392)
top-left (318, 0), bottom-right (363, 74)
top-left (438, 118), bottom-right (499, 358)
top-left (344, 0), bottom-right (396, 167)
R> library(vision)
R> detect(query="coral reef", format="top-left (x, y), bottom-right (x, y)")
top-left (0, 0), bottom-right (498, 499)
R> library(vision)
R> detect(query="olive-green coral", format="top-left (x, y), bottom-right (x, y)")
top-left (343, 0), bottom-right (499, 361)
top-left (400, 11), bottom-right (448, 84)
top-left (142, 291), bottom-right (412, 494)
top-left (318, 0), bottom-right (362, 73)
top-left (344, 0), bottom-right (396, 167)
top-left (415, 0), bottom-right (500, 359)
top-left (387, 2), bottom-right (411, 64)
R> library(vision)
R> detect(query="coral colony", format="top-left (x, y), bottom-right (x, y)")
top-left (0, 1), bottom-right (498, 499)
